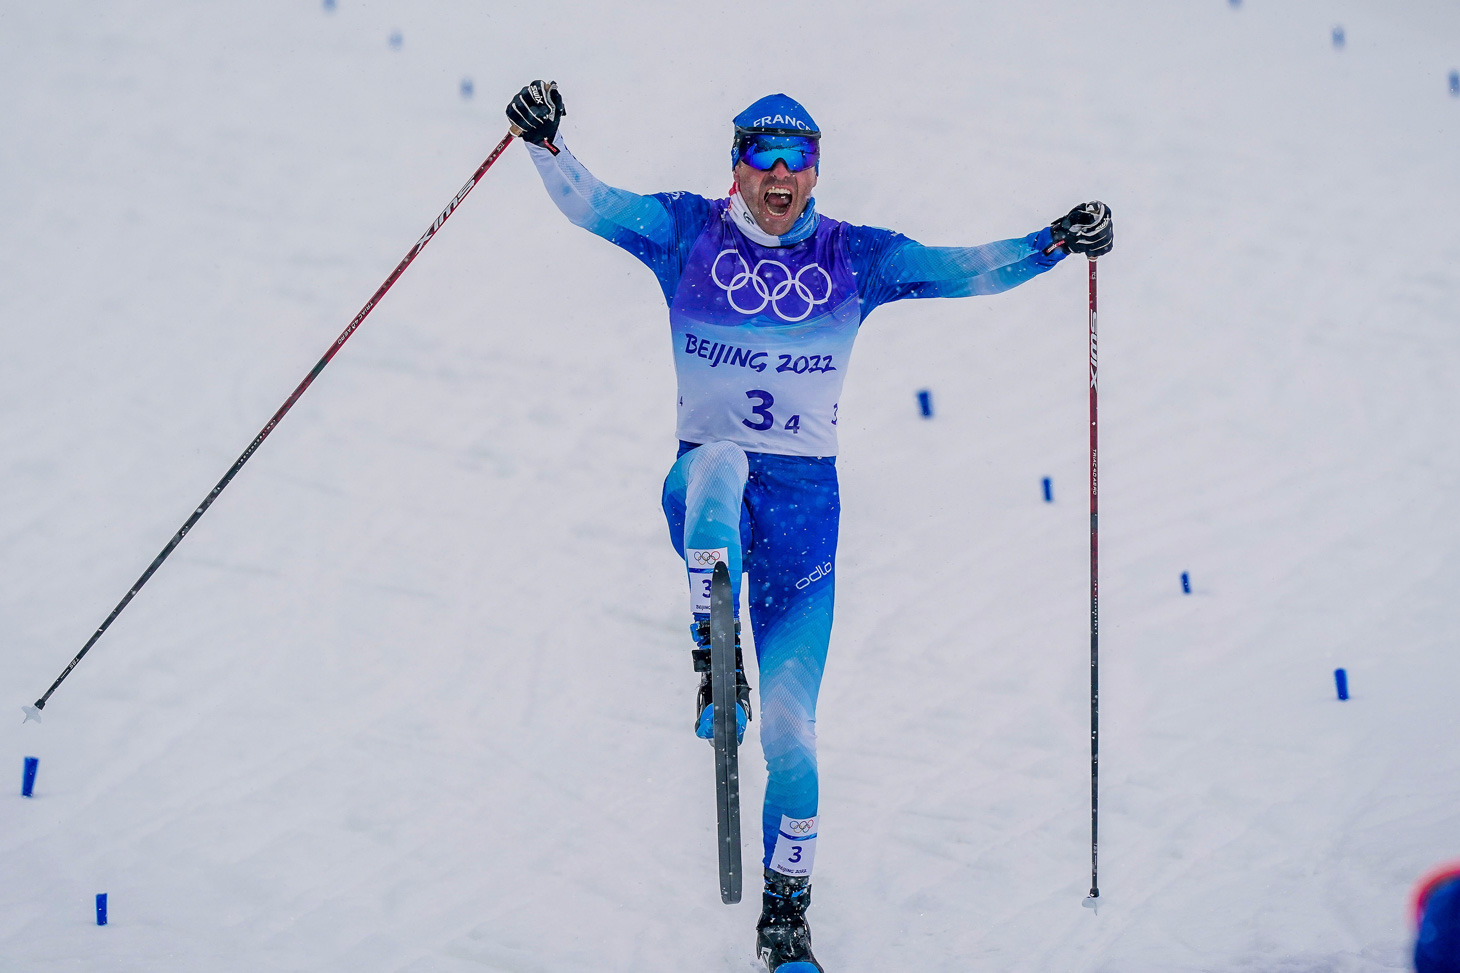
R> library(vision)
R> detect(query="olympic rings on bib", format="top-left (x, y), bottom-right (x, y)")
top-left (711, 249), bottom-right (833, 323)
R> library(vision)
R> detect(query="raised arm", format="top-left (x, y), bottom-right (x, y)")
top-left (889, 231), bottom-right (1062, 297)
top-left (508, 80), bottom-right (709, 302)
top-left (850, 202), bottom-right (1113, 319)
top-left (525, 135), bottom-right (676, 249)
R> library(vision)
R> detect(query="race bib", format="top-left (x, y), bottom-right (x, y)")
top-left (769, 814), bottom-right (818, 877)
top-left (685, 548), bottom-right (728, 614)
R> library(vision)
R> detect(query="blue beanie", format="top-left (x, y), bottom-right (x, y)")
top-left (1417, 876), bottom-right (1460, 973)
top-left (733, 93), bottom-right (820, 136)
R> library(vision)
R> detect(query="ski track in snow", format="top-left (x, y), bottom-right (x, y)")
top-left (2, 1), bottom-right (1458, 970)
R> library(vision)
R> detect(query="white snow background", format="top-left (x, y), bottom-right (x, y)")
top-left (3, 1), bottom-right (1459, 970)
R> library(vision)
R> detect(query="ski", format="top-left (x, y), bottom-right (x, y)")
top-left (710, 560), bottom-right (743, 904)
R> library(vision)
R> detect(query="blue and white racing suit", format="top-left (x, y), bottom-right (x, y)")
top-left (528, 134), bottom-right (1064, 877)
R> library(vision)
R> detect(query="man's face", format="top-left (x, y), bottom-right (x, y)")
top-left (734, 158), bottom-right (818, 237)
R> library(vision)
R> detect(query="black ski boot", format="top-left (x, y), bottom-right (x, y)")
top-left (755, 868), bottom-right (823, 972)
top-left (692, 618), bottom-right (752, 743)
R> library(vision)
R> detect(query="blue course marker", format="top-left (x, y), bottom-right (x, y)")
top-left (1042, 477), bottom-right (1053, 503)
top-left (460, 77), bottom-right (474, 99)
top-left (1334, 668), bottom-right (1349, 701)
top-left (22, 757), bottom-right (38, 797)
top-left (916, 390), bottom-right (932, 418)
top-left (322, 0), bottom-right (335, 10)
top-left (389, 30), bottom-right (402, 49)
top-left (1181, 572), bottom-right (1191, 594)
top-left (1332, 25), bottom-right (1345, 49)
top-left (1450, 71), bottom-right (1459, 96)
top-left (96, 893), bottom-right (108, 926)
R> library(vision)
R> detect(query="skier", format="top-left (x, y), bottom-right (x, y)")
top-left (506, 80), bottom-right (1113, 972)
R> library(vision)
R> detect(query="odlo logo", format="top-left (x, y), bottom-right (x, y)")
top-left (795, 562), bottom-right (833, 590)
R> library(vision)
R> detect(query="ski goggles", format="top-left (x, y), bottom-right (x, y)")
top-left (732, 132), bottom-right (820, 172)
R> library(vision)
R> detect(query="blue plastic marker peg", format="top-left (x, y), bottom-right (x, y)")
top-left (460, 77), bottom-right (474, 99)
top-left (916, 390), bottom-right (932, 418)
top-left (96, 893), bottom-right (107, 926)
top-left (322, 0), bottom-right (335, 9)
top-left (22, 757), bottom-right (38, 797)
top-left (1042, 477), bottom-right (1053, 503)
top-left (388, 30), bottom-right (403, 49)
top-left (1332, 26), bottom-right (1345, 49)
top-left (1450, 71), bottom-right (1459, 96)
top-left (1181, 572), bottom-right (1191, 594)
top-left (1334, 668), bottom-right (1349, 700)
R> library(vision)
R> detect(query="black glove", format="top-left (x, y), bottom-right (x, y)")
top-left (506, 80), bottom-right (566, 150)
top-left (1049, 201), bottom-right (1113, 257)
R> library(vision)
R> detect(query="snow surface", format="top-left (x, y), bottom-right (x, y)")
top-left (3, 1), bottom-right (1459, 970)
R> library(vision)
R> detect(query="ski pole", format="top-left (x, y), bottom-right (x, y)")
top-left (1047, 234), bottom-right (1102, 906)
top-left (23, 130), bottom-right (517, 723)
top-left (1083, 256), bottom-right (1100, 908)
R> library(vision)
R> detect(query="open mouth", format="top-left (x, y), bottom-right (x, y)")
top-left (764, 186), bottom-right (794, 219)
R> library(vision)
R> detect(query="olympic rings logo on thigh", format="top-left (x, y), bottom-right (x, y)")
top-left (711, 249), bottom-right (833, 323)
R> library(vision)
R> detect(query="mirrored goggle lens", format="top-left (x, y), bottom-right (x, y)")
top-left (737, 134), bottom-right (820, 172)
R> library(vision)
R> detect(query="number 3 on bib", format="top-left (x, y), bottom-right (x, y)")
top-left (743, 389), bottom-right (774, 431)
top-left (741, 390), bottom-right (802, 436)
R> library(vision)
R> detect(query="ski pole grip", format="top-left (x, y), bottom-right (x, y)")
top-left (506, 124), bottom-right (557, 154)
top-left (1040, 239), bottom-right (1101, 260)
